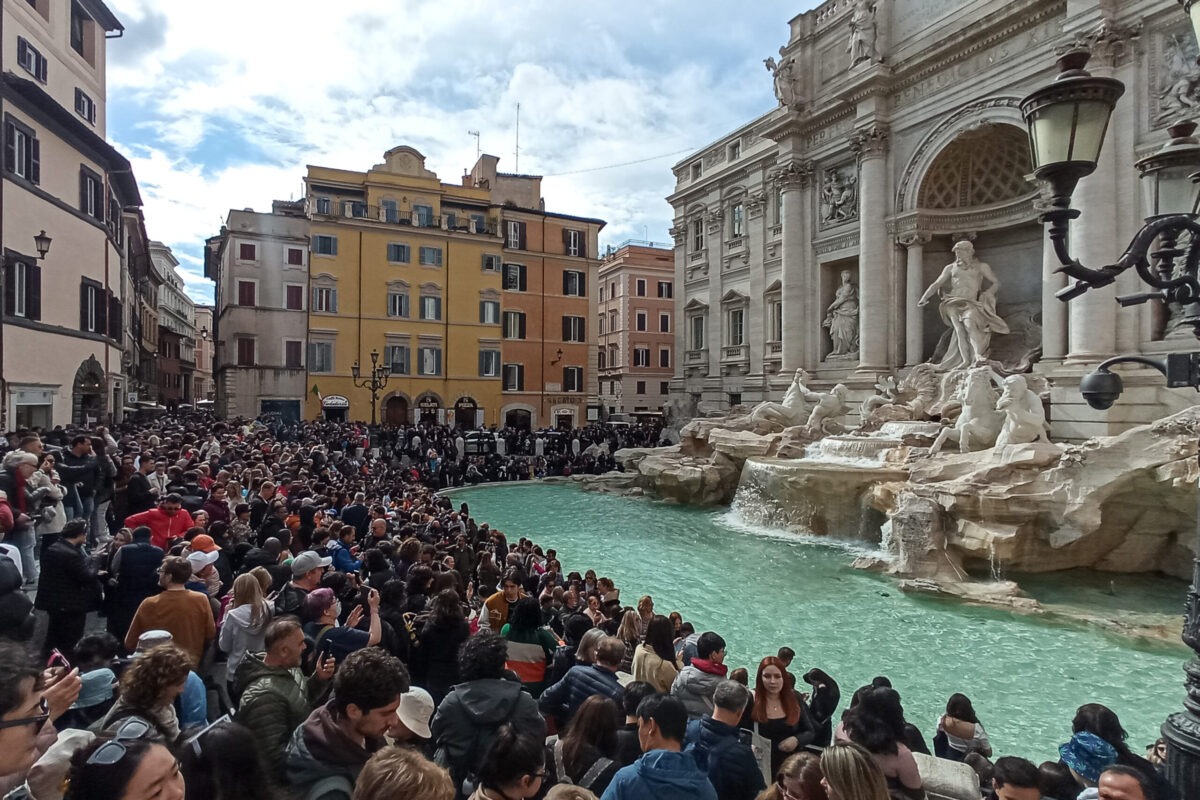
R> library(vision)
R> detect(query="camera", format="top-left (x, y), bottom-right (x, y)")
top-left (1079, 368), bottom-right (1123, 410)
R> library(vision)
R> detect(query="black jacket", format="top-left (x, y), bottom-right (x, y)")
top-left (35, 539), bottom-right (101, 613)
top-left (111, 541), bottom-right (164, 609)
top-left (431, 678), bottom-right (546, 789)
top-left (126, 472), bottom-right (156, 515)
top-left (409, 618), bottom-right (470, 705)
top-left (0, 558), bottom-right (33, 640)
top-left (57, 451), bottom-right (99, 499)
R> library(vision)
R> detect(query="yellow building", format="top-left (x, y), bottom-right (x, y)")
top-left (303, 146), bottom-right (504, 426)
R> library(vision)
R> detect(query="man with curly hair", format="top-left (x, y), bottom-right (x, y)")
top-left (286, 647), bottom-right (409, 800)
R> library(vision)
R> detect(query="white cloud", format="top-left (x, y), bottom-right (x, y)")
top-left (103, 1), bottom-right (820, 301)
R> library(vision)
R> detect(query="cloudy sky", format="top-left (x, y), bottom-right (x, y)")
top-left (102, 1), bottom-right (821, 303)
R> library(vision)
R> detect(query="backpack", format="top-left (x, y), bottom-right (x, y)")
top-left (550, 737), bottom-right (614, 792)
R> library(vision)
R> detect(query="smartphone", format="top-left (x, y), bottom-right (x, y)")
top-left (47, 649), bottom-right (71, 672)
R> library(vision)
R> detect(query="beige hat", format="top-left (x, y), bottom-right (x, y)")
top-left (395, 687), bottom-right (435, 739)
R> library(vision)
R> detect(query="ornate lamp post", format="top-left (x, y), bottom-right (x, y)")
top-left (1022, 14), bottom-right (1200, 794)
top-left (350, 349), bottom-right (389, 426)
top-left (0, 230), bottom-right (52, 430)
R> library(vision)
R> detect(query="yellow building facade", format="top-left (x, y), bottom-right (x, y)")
top-left (302, 146), bottom-right (504, 426)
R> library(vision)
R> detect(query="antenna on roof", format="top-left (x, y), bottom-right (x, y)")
top-left (514, 103), bottom-right (520, 173)
top-left (468, 130), bottom-right (480, 160)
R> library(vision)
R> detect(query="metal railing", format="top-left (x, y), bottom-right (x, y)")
top-left (311, 204), bottom-right (497, 235)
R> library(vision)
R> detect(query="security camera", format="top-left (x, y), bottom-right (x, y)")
top-left (1079, 368), bottom-right (1123, 410)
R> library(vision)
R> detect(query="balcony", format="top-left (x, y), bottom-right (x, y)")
top-left (685, 349), bottom-right (707, 364)
top-left (766, 341), bottom-right (783, 356)
top-left (721, 344), bottom-right (748, 362)
top-left (311, 204), bottom-right (497, 235)
top-left (688, 250), bottom-right (706, 263)
top-left (726, 236), bottom-right (745, 251)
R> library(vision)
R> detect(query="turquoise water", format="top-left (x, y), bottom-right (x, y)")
top-left (454, 483), bottom-right (1190, 763)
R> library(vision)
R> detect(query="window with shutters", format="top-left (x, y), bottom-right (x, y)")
top-left (74, 89), bottom-right (96, 124)
top-left (107, 293), bottom-right (122, 340)
top-left (238, 243), bottom-right (256, 261)
top-left (503, 310), bottom-right (526, 340)
top-left (636, 279), bottom-right (647, 296)
top-left (287, 248), bottom-right (304, 266)
top-left (16, 38), bottom-right (47, 83)
top-left (313, 235), bottom-right (337, 256)
top-left (506, 220), bottom-right (526, 250)
top-left (70, 2), bottom-right (95, 63)
top-left (4, 119), bottom-right (39, 184)
top-left (418, 346), bottom-right (442, 376)
top-left (563, 366), bottom-right (583, 392)
top-left (413, 204), bottom-right (434, 227)
top-left (79, 280), bottom-right (104, 333)
top-left (387, 243), bottom-right (410, 264)
top-left (482, 253), bottom-right (501, 272)
top-left (634, 348), bottom-right (650, 368)
top-left (658, 281), bottom-right (673, 298)
top-left (635, 311), bottom-right (647, 332)
top-left (388, 290), bottom-right (410, 318)
top-left (479, 349), bottom-right (500, 377)
top-left (598, 350), bottom-right (607, 369)
top-left (308, 341), bottom-right (333, 373)
top-left (236, 338), bottom-right (256, 367)
top-left (419, 246), bottom-right (442, 266)
top-left (10, 262), bottom-right (26, 318)
top-left (237, 280), bottom-right (256, 307)
top-left (503, 263), bottom-right (527, 292)
top-left (284, 339), bottom-right (303, 369)
top-left (312, 286), bottom-right (337, 313)
top-left (285, 284), bottom-right (305, 310)
top-left (341, 200), bottom-right (366, 218)
top-left (385, 345), bottom-right (410, 375)
top-left (480, 300), bottom-right (500, 325)
top-left (564, 229), bottom-right (585, 257)
top-left (562, 270), bottom-right (585, 297)
top-left (659, 313), bottom-right (670, 333)
top-left (79, 166), bottom-right (103, 221)
top-left (503, 363), bottom-right (525, 391)
top-left (562, 316), bottom-right (586, 342)
top-left (381, 199), bottom-right (400, 223)
top-left (420, 295), bottom-right (441, 321)
top-left (315, 197), bottom-right (331, 215)
top-left (660, 349), bottom-right (671, 368)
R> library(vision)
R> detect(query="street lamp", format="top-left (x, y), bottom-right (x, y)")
top-left (1022, 12), bottom-right (1200, 794)
top-left (350, 348), bottom-right (389, 426)
top-left (0, 230), bottom-right (52, 429)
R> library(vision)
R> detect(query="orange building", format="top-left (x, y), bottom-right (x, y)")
top-left (597, 243), bottom-right (675, 416)
top-left (482, 158), bottom-right (603, 429)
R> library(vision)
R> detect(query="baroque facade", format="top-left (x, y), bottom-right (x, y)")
top-left (669, 0), bottom-right (1199, 441)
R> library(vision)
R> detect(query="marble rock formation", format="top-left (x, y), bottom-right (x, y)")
top-left (613, 445), bottom-right (742, 506)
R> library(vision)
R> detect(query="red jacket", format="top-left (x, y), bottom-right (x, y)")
top-left (124, 507), bottom-right (195, 550)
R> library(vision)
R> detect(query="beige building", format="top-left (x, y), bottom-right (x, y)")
top-left (1, 0), bottom-right (141, 427)
top-left (669, 0), bottom-right (1200, 441)
top-left (193, 305), bottom-right (214, 402)
top-left (597, 242), bottom-right (675, 417)
top-left (205, 202), bottom-right (310, 422)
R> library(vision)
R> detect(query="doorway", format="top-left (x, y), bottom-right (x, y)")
top-left (505, 409), bottom-right (532, 431)
top-left (385, 396), bottom-right (409, 427)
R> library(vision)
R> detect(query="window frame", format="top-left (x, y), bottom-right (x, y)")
top-left (387, 243), bottom-right (411, 264)
top-left (313, 235), bottom-right (338, 256)
top-left (419, 246), bottom-right (443, 266)
top-left (284, 283), bottom-right (305, 311)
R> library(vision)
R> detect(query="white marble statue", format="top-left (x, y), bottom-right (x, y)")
top-left (764, 51), bottom-right (800, 108)
top-left (991, 372), bottom-right (1051, 447)
top-left (918, 241), bottom-right (1010, 371)
top-left (744, 368), bottom-right (812, 431)
top-left (824, 270), bottom-right (860, 359)
top-left (929, 366), bottom-right (1003, 455)
top-left (847, 0), bottom-right (879, 65)
top-left (805, 383), bottom-right (850, 431)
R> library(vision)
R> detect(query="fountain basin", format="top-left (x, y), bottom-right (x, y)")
top-left (819, 435), bottom-right (903, 461)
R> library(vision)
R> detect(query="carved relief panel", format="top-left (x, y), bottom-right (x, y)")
top-left (819, 164), bottom-right (859, 229)
top-left (1150, 25), bottom-right (1200, 130)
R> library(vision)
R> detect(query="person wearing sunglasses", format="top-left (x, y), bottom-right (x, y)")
top-left (0, 642), bottom-right (82, 795)
top-left (62, 717), bottom-right (185, 800)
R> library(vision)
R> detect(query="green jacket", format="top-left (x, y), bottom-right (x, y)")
top-left (233, 652), bottom-right (329, 781)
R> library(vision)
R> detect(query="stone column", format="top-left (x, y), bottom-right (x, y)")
top-left (1040, 226), bottom-right (1068, 362)
top-left (776, 161), bottom-right (813, 373)
top-left (746, 191), bottom-right (767, 379)
top-left (704, 208), bottom-right (724, 381)
top-left (899, 233), bottom-right (929, 366)
top-left (851, 124), bottom-right (890, 370)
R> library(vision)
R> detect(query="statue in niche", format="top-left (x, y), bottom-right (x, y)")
top-left (1157, 33), bottom-right (1200, 124)
top-left (847, 0), bottom-right (879, 66)
top-left (991, 372), bottom-right (1052, 447)
top-left (918, 240), bottom-right (1010, 371)
top-left (764, 50), bottom-right (801, 108)
top-left (820, 168), bottom-right (858, 225)
top-left (823, 270), bottom-right (860, 360)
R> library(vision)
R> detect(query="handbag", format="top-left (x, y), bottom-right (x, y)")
top-left (749, 722), bottom-right (772, 785)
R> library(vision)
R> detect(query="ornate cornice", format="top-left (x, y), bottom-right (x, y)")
top-left (1060, 20), bottom-right (1141, 68)
top-left (668, 225), bottom-right (686, 246)
top-left (746, 191), bottom-right (767, 219)
top-left (849, 124), bottom-right (889, 160)
top-left (896, 232), bottom-right (932, 248)
top-left (886, 193), bottom-right (1041, 238)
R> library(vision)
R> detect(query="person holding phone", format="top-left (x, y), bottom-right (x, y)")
top-left (35, 520), bottom-right (102, 661)
top-left (301, 587), bottom-right (380, 663)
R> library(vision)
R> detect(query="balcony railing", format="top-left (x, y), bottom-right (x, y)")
top-left (685, 349), bottom-right (708, 364)
top-left (312, 204), bottom-right (497, 235)
top-left (721, 344), bottom-right (749, 362)
top-left (767, 341), bottom-right (783, 356)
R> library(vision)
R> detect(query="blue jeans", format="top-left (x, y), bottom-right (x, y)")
top-left (8, 526), bottom-right (36, 584)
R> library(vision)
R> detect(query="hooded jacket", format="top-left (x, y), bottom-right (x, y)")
top-left (671, 662), bottom-right (726, 720)
top-left (234, 651), bottom-right (329, 781)
top-left (286, 701), bottom-right (383, 800)
top-left (539, 663), bottom-right (623, 725)
top-left (430, 677), bottom-right (547, 789)
top-left (600, 749), bottom-right (718, 800)
top-left (218, 603), bottom-right (273, 682)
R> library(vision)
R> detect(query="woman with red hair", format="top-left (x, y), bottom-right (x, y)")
top-left (747, 656), bottom-right (817, 774)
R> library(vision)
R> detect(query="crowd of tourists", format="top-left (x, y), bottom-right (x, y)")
top-left (0, 413), bottom-right (1171, 800)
